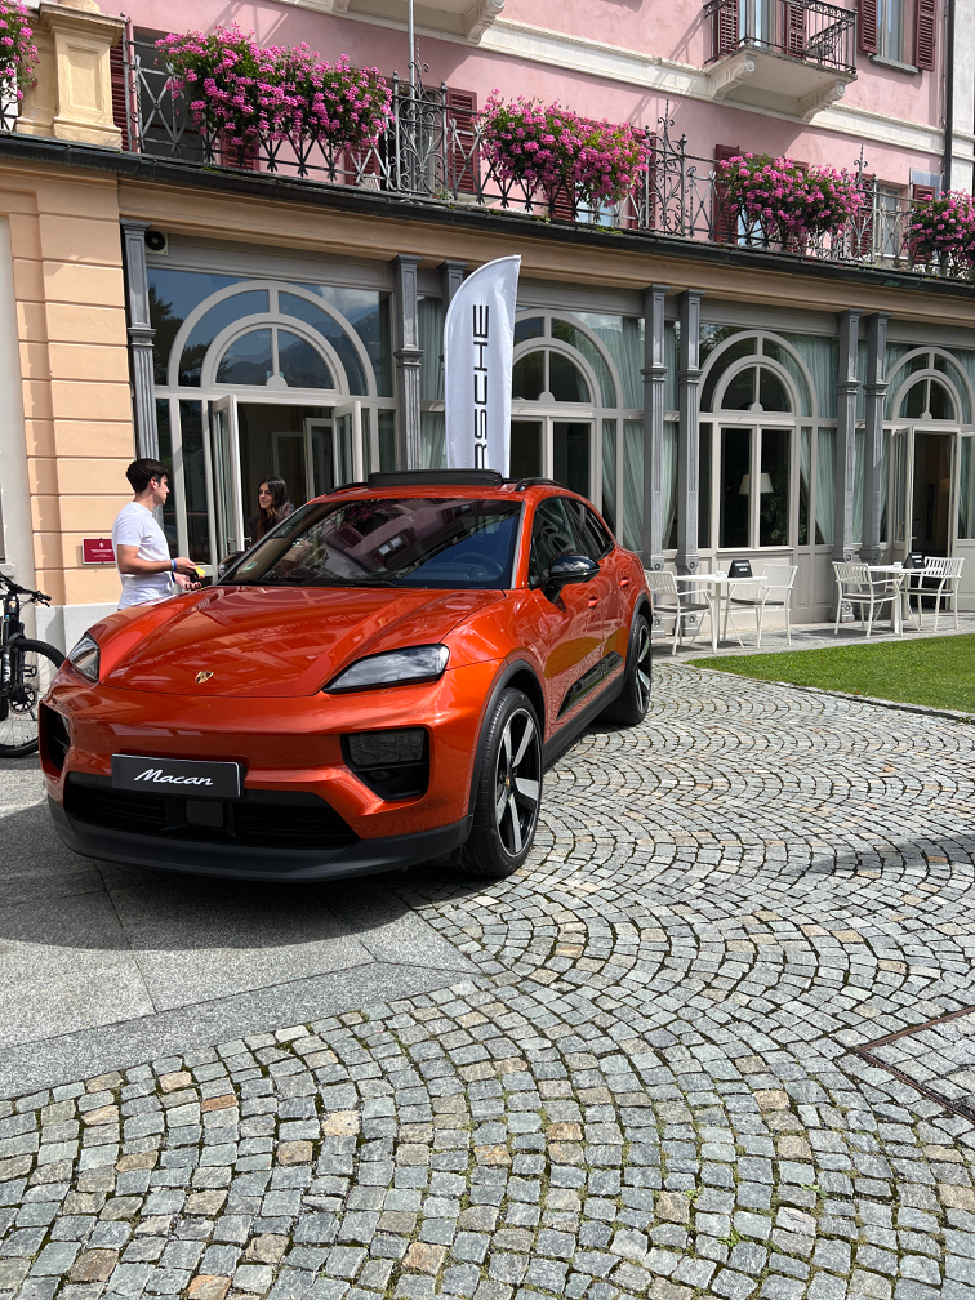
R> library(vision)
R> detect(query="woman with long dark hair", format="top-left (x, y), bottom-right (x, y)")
top-left (247, 476), bottom-right (293, 544)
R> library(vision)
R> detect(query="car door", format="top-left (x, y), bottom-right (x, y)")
top-left (525, 497), bottom-right (601, 736)
top-left (565, 499), bottom-right (621, 659)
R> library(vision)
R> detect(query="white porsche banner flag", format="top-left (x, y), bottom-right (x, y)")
top-left (445, 255), bottom-right (520, 475)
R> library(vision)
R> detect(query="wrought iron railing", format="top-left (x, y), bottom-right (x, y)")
top-left (705, 0), bottom-right (857, 74)
top-left (0, 42), bottom-right (955, 281)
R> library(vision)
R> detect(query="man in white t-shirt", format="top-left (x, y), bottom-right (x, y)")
top-left (112, 458), bottom-right (200, 609)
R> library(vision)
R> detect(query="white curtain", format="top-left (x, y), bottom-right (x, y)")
top-left (420, 411), bottom-right (446, 469)
top-left (780, 332), bottom-right (836, 418)
top-left (622, 419), bottom-right (644, 551)
top-left (960, 438), bottom-right (973, 540)
top-left (567, 312), bottom-right (645, 409)
top-left (418, 298), bottom-right (444, 401)
top-left (663, 420), bottom-right (678, 549)
top-left (602, 419), bottom-right (617, 536)
top-left (816, 427), bottom-right (836, 545)
top-left (800, 426), bottom-right (811, 545)
top-left (853, 428), bottom-right (864, 545)
top-left (664, 323), bottom-right (679, 411)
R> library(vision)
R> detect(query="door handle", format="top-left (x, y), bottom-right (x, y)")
top-left (620, 577), bottom-right (630, 587)
top-left (587, 596), bottom-right (598, 607)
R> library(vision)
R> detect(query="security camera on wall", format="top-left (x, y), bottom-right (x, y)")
top-left (144, 230), bottom-right (168, 255)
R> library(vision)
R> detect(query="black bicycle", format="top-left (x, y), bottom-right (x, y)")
top-left (1, 573), bottom-right (65, 758)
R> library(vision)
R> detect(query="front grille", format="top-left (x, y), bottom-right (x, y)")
top-left (63, 777), bottom-right (358, 851)
top-left (65, 781), bottom-right (168, 833)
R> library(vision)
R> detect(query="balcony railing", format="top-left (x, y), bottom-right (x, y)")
top-left (0, 42), bottom-right (956, 283)
top-left (705, 0), bottom-right (857, 75)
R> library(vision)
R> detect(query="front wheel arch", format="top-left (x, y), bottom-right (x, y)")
top-left (465, 657), bottom-right (544, 821)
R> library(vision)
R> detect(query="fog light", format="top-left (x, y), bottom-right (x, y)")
top-left (343, 728), bottom-right (429, 801)
top-left (347, 729), bottom-right (425, 767)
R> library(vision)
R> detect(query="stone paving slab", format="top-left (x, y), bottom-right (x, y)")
top-left (3, 665), bottom-right (975, 1300)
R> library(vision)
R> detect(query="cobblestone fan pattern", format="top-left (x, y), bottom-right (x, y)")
top-left (860, 1011), bottom-right (975, 1117)
top-left (5, 663), bottom-right (975, 1300)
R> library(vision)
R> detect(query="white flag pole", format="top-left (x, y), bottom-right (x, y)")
top-left (444, 255), bottom-right (521, 475)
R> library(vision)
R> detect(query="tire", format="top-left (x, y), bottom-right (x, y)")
top-left (456, 688), bottom-right (542, 880)
top-left (600, 608), bottom-right (652, 727)
top-left (0, 637), bottom-right (65, 758)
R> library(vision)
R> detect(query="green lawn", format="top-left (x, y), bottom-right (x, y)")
top-left (691, 634), bottom-right (975, 713)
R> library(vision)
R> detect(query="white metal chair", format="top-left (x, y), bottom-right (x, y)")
top-left (726, 564), bottom-right (797, 648)
top-left (912, 557), bottom-right (964, 632)
top-left (833, 561), bottom-right (901, 637)
top-left (645, 570), bottom-right (714, 656)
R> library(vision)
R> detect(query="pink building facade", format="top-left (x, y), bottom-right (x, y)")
top-left (0, 0), bottom-right (974, 644)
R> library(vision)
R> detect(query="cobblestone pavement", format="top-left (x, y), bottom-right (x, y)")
top-left (4, 662), bottom-right (975, 1300)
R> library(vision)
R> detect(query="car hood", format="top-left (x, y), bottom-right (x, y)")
top-left (97, 586), bottom-right (505, 697)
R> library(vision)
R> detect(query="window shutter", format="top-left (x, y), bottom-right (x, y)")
top-left (109, 43), bottom-right (130, 150)
top-left (785, 1), bottom-right (806, 54)
top-left (912, 182), bottom-right (936, 201)
top-left (858, 0), bottom-right (879, 54)
top-left (915, 0), bottom-right (936, 69)
top-left (446, 87), bottom-right (478, 196)
top-left (714, 0), bottom-right (740, 54)
top-left (713, 143), bottom-right (740, 243)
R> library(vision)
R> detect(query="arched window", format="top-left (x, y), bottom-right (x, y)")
top-left (148, 268), bottom-right (396, 571)
top-left (699, 330), bottom-right (815, 551)
top-left (886, 348), bottom-right (972, 422)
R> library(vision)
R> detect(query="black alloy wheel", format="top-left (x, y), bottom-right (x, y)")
top-left (458, 687), bottom-right (542, 879)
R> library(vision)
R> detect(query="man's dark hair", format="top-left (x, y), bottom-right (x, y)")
top-left (126, 458), bottom-right (169, 494)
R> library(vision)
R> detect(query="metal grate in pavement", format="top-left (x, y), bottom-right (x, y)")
top-left (854, 1003), bottom-right (975, 1121)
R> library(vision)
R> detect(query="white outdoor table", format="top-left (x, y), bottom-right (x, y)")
top-left (865, 565), bottom-right (909, 634)
top-left (673, 573), bottom-right (767, 652)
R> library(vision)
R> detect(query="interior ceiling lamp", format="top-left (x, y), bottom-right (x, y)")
top-left (740, 473), bottom-right (774, 494)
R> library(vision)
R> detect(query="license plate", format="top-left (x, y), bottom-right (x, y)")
top-left (111, 754), bottom-right (242, 800)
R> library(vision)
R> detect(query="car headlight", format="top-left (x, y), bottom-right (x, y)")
top-left (325, 645), bottom-right (449, 694)
top-left (67, 633), bottom-right (99, 683)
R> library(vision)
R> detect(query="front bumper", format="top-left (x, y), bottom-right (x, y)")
top-left (49, 797), bottom-right (473, 883)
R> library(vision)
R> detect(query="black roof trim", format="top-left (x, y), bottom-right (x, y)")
top-left (366, 469), bottom-right (505, 488)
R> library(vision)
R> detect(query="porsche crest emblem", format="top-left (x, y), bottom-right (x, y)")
top-left (195, 671), bottom-right (214, 684)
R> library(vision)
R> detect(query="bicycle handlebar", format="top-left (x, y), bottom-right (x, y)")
top-left (0, 573), bottom-right (52, 606)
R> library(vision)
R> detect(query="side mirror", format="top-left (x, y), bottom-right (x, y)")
top-left (218, 552), bottom-right (244, 579)
top-left (545, 553), bottom-right (599, 597)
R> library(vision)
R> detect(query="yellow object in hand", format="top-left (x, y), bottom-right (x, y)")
top-left (195, 567), bottom-right (205, 580)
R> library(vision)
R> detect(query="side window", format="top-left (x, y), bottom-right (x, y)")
top-left (528, 498), bottom-right (577, 587)
top-left (566, 499), bottom-right (614, 559)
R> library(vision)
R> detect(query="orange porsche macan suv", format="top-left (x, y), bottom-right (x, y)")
top-left (40, 470), bottom-right (652, 882)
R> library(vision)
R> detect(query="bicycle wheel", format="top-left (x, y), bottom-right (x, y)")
top-left (0, 637), bottom-right (65, 758)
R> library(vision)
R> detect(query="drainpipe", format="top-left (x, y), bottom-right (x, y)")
top-left (943, 0), bottom-right (955, 190)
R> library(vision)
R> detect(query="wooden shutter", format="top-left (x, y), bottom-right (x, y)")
top-left (713, 143), bottom-right (740, 243)
top-left (912, 182), bottom-right (936, 202)
top-left (446, 87), bottom-right (478, 196)
top-left (858, 0), bottom-right (879, 53)
top-left (109, 43), bottom-right (130, 150)
top-left (915, 0), bottom-right (937, 69)
top-left (785, 1), bottom-right (806, 54)
top-left (715, 0), bottom-right (740, 54)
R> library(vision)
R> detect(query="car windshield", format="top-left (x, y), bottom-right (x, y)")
top-left (227, 497), bottom-right (522, 589)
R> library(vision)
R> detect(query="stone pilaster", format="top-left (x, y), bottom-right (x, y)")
top-left (438, 260), bottom-right (467, 309)
top-left (833, 307), bottom-right (861, 568)
top-left (676, 289), bottom-right (703, 575)
top-left (16, 0), bottom-right (123, 149)
top-left (121, 220), bottom-right (158, 462)
top-left (860, 312), bottom-right (890, 565)
top-left (393, 255), bottom-right (423, 471)
top-left (641, 284), bottom-right (670, 571)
